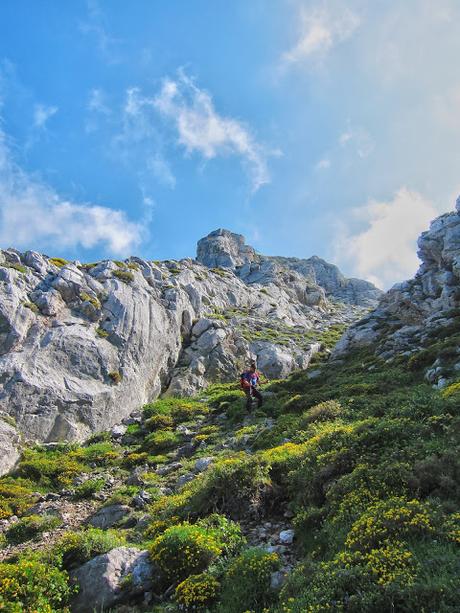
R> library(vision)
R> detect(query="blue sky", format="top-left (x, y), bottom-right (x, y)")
top-left (1, 0), bottom-right (459, 288)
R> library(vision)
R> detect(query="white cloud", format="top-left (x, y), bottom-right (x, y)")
top-left (86, 88), bottom-right (112, 133)
top-left (0, 126), bottom-right (143, 255)
top-left (315, 158), bottom-right (331, 170)
top-left (146, 154), bottom-right (176, 189)
top-left (282, 2), bottom-right (360, 65)
top-left (110, 87), bottom-right (177, 190)
top-left (88, 88), bottom-right (111, 115)
top-left (153, 71), bottom-right (270, 192)
top-left (339, 126), bottom-right (374, 158)
top-left (33, 104), bottom-right (58, 129)
top-left (336, 188), bottom-right (439, 289)
top-left (79, 0), bottom-right (121, 63)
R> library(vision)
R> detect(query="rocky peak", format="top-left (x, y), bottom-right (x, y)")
top-left (196, 228), bottom-right (257, 269)
top-left (197, 229), bottom-right (382, 307)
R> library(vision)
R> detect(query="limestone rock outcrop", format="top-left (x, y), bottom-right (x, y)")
top-left (0, 414), bottom-right (21, 475)
top-left (0, 231), bottom-right (378, 471)
top-left (334, 200), bottom-right (460, 386)
top-left (197, 229), bottom-right (382, 307)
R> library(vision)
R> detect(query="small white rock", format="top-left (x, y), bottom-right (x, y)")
top-left (279, 529), bottom-right (295, 545)
top-left (194, 456), bottom-right (214, 472)
top-left (111, 424), bottom-right (127, 438)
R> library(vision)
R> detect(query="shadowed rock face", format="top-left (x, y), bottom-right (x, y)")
top-left (334, 201), bottom-right (460, 387)
top-left (0, 230), bottom-right (377, 472)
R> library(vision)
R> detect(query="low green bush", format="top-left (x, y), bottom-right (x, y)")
top-left (217, 548), bottom-right (279, 613)
top-left (300, 399), bottom-right (342, 424)
top-left (72, 441), bottom-right (120, 466)
top-left (103, 485), bottom-right (139, 506)
top-left (79, 291), bottom-right (101, 309)
top-left (175, 572), bottom-right (220, 610)
top-left (184, 455), bottom-right (271, 519)
top-left (72, 478), bottom-right (105, 499)
top-left (6, 514), bottom-right (62, 545)
top-left (145, 413), bottom-right (174, 431)
top-left (150, 522), bottom-right (223, 582)
top-left (55, 528), bottom-right (126, 569)
top-left (150, 515), bottom-right (244, 585)
top-left (108, 370), bottom-right (122, 384)
top-left (0, 478), bottom-right (38, 519)
top-left (17, 447), bottom-right (86, 489)
top-left (96, 327), bottom-right (109, 338)
top-left (0, 554), bottom-right (72, 612)
top-left (143, 429), bottom-right (181, 453)
top-left (122, 451), bottom-right (149, 468)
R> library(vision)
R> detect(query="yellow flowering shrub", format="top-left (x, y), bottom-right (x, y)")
top-left (441, 380), bottom-right (460, 398)
top-left (260, 442), bottom-right (307, 467)
top-left (218, 548), bottom-right (279, 613)
top-left (17, 447), bottom-right (86, 488)
top-left (145, 515), bottom-right (183, 539)
top-left (150, 523), bottom-right (223, 582)
top-left (145, 413), bottom-right (174, 431)
top-left (0, 477), bottom-right (38, 519)
top-left (443, 512), bottom-right (460, 544)
top-left (334, 540), bottom-right (418, 586)
top-left (362, 540), bottom-right (417, 586)
top-left (175, 573), bottom-right (220, 610)
top-left (0, 555), bottom-right (72, 612)
top-left (346, 498), bottom-right (433, 551)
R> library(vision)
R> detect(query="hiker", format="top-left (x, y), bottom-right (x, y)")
top-left (240, 362), bottom-right (264, 410)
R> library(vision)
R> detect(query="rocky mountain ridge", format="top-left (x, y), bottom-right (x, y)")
top-left (197, 228), bottom-right (382, 307)
top-left (334, 198), bottom-right (460, 388)
top-left (0, 208), bottom-right (459, 612)
top-left (0, 231), bottom-right (377, 474)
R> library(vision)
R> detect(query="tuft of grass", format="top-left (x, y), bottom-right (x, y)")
top-left (108, 371), bottom-right (122, 384)
top-left (210, 267), bottom-right (229, 277)
top-left (6, 514), bottom-right (62, 544)
top-left (55, 528), bottom-right (126, 570)
top-left (113, 269), bottom-right (134, 283)
top-left (3, 262), bottom-right (27, 273)
top-left (22, 301), bottom-right (39, 314)
top-left (49, 257), bottom-right (68, 268)
top-left (79, 291), bottom-right (101, 309)
top-left (72, 478), bottom-right (105, 499)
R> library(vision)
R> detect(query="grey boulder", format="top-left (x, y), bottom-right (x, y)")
top-left (71, 547), bottom-right (156, 612)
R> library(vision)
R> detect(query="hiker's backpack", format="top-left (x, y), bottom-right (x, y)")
top-left (240, 371), bottom-right (251, 389)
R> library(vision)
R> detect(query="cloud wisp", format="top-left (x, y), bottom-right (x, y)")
top-left (79, 0), bottom-right (122, 64)
top-left (153, 72), bottom-right (271, 192)
top-left (33, 104), bottom-right (58, 129)
top-left (0, 126), bottom-right (143, 256)
top-left (336, 188), bottom-right (440, 289)
top-left (281, 1), bottom-right (360, 66)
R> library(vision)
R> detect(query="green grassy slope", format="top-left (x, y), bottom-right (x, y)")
top-left (0, 335), bottom-right (459, 612)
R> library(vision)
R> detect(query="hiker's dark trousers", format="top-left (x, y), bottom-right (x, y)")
top-left (245, 387), bottom-right (263, 410)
